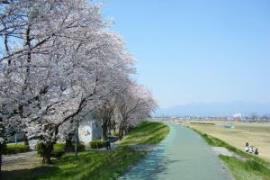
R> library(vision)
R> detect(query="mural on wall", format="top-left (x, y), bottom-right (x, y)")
top-left (78, 112), bottom-right (103, 145)
top-left (78, 125), bottom-right (92, 145)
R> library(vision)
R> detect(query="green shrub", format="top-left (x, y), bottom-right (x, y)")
top-left (35, 143), bottom-right (43, 155)
top-left (68, 143), bottom-right (86, 152)
top-left (4, 144), bottom-right (29, 155)
top-left (64, 142), bottom-right (86, 152)
top-left (0, 143), bottom-right (7, 154)
top-left (36, 142), bottom-right (85, 158)
top-left (112, 131), bottom-right (120, 137)
top-left (52, 143), bottom-right (65, 158)
top-left (53, 143), bottom-right (65, 152)
top-left (36, 143), bottom-right (65, 158)
top-left (77, 143), bottom-right (86, 152)
top-left (90, 140), bottom-right (105, 149)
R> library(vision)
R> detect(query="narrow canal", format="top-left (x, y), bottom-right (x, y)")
top-left (119, 124), bottom-right (232, 180)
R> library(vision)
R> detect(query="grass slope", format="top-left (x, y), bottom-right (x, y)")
top-left (187, 121), bottom-right (270, 162)
top-left (3, 121), bottom-right (169, 180)
top-left (192, 128), bottom-right (270, 180)
top-left (121, 121), bottom-right (170, 145)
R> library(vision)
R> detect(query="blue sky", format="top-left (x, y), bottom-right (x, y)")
top-left (101, 0), bottom-right (270, 108)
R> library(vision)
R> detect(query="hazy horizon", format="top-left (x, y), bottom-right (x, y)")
top-left (155, 101), bottom-right (270, 117)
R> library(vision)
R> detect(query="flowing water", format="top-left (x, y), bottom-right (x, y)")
top-left (119, 124), bottom-right (232, 180)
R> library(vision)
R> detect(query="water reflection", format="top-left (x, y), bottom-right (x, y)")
top-left (119, 124), bottom-right (232, 180)
top-left (119, 144), bottom-right (171, 180)
top-left (119, 124), bottom-right (176, 180)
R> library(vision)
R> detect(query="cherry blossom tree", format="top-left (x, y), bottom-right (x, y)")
top-left (0, 0), bottom-right (106, 163)
top-left (0, 0), bottom-right (157, 165)
top-left (115, 82), bottom-right (157, 139)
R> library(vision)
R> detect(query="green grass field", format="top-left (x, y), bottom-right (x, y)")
top-left (121, 121), bottom-right (170, 145)
top-left (189, 123), bottom-right (270, 180)
top-left (2, 121), bottom-right (169, 180)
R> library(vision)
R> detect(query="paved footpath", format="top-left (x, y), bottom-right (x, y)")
top-left (119, 124), bottom-right (233, 180)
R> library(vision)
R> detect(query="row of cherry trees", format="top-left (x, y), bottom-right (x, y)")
top-left (0, 0), bottom-right (156, 167)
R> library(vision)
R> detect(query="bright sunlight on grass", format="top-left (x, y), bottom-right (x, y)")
top-left (3, 121), bottom-right (169, 180)
top-left (121, 121), bottom-right (170, 145)
top-left (191, 127), bottom-right (270, 180)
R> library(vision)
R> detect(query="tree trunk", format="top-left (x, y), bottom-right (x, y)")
top-left (41, 143), bottom-right (53, 164)
top-left (118, 124), bottom-right (124, 140)
top-left (124, 126), bottom-right (129, 135)
top-left (74, 119), bottom-right (79, 158)
top-left (119, 118), bottom-right (127, 139)
top-left (65, 135), bottom-right (73, 152)
top-left (107, 120), bottom-right (112, 136)
top-left (112, 121), bottom-right (116, 135)
top-left (0, 143), bottom-right (7, 174)
top-left (102, 122), bottom-right (108, 140)
top-left (23, 133), bottom-right (29, 147)
top-left (0, 146), bottom-right (2, 174)
top-left (43, 153), bottom-right (52, 164)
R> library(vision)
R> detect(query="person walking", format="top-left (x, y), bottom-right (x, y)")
top-left (106, 139), bottom-right (111, 151)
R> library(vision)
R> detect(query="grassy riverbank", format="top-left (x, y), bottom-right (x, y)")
top-left (191, 127), bottom-right (270, 180)
top-left (3, 121), bottom-right (169, 180)
top-left (121, 121), bottom-right (170, 145)
top-left (187, 121), bottom-right (270, 162)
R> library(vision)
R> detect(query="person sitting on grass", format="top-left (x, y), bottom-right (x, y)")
top-left (248, 146), bottom-right (254, 153)
top-left (245, 142), bottom-right (249, 152)
top-left (255, 148), bottom-right (259, 155)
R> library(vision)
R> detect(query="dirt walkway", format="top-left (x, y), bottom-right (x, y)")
top-left (2, 151), bottom-right (41, 171)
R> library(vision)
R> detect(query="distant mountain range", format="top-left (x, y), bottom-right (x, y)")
top-left (154, 102), bottom-right (270, 117)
